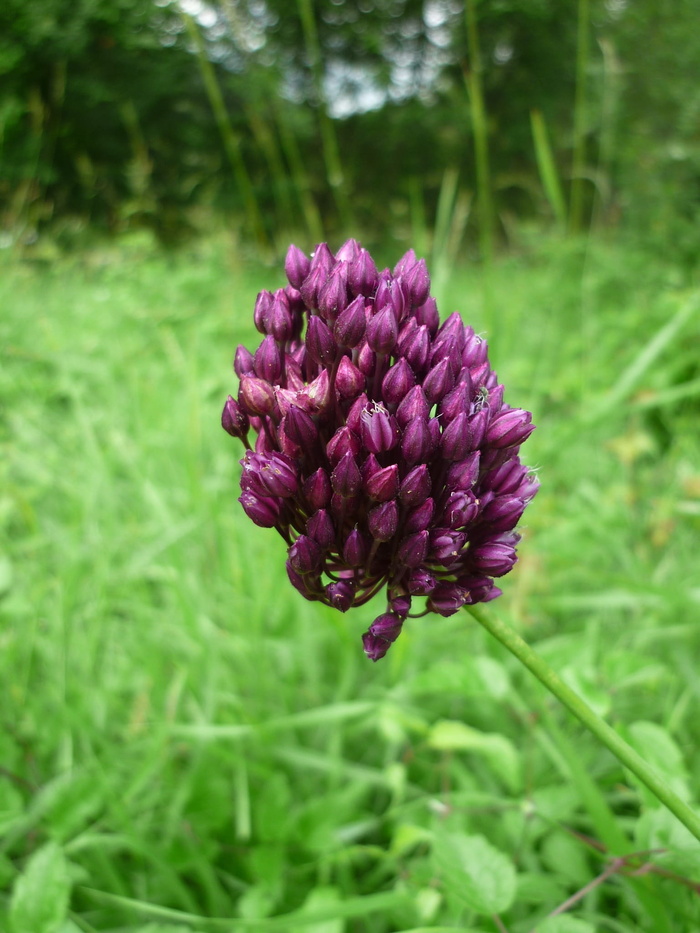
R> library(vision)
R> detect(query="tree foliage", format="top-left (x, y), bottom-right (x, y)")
top-left (0, 0), bottom-right (697, 252)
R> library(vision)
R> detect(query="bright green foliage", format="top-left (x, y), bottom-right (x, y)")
top-left (1, 233), bottom-right (700, 930)
top-left (9, 842), bottom-right (71, 933)
top-left (432, 832), bottom-right (516, 914)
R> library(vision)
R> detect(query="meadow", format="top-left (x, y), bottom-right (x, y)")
top-left (1, 230), bottom-right (700, 932)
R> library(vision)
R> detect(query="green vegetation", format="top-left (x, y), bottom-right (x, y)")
top-left (2, 232), bottom-right (700, 930)
top-left (2, 0), bottom-right (699, 257)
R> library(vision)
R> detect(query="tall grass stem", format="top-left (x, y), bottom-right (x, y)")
top-left (569, 0), bottom-right (591, 233)
top-left (182, 14), bottom-right (269, 251)
top-left (296, 0), bottom-right (354, 230)
top-left (272, 100), bottom-right (325, 244)
top-left (466, 604), bottom-right (700, 844)
top-left (464, 0), bottom-right (494, 334)
top-left (530, 109), bottom-right (567, 230)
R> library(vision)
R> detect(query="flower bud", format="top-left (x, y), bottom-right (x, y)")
top-left (303, 467), bottom-right (331, 510)
top-left (401, 416), bottom-right (432, 466)
top-left (357, 341), bottom-right (377, 376)
top-left (427, 582), bottom-right (469, 616)
top-left (306, 315), bottom-right (336, 366)
top-left (381, 358), bottom-right (415, 406)
top-left (369, 612), bottom-right (402, 642)
top-left (306, 509), bottom-right (335, 549)
top-left (368, 500), bottom-right (399, 541)
top-left (254, 335), bottom-right (283, 383)
top-left (335, 238), bottom-right (361, 262)
top-left (439, 381), bottom-right (471, 425)
top-left (289, 535), bottom-right (323, 574)
top-left (413, 296), bottom-right (439, 334)
top-left (396, 385), bottom-right (429, 428)
top-left (366, 307), bottom-right (398, 355)
top-left (335, 355), bottom-right (366, 399)
top-left (486, 408), bottom-right (535, 449)
top-left (286, 562), bottom-right (320, 599)
top-left (429, 528), bottom-right (465, 563)
top-left (365, 463), bottom-right (399, 502)
top-left (399, 464), bottom-right (431, 507)
top-left (239, 375), bottom-right (276, 416)
top-left (360, 403), bottom-right (399, 454)
top-left (393, 249), bottom-right (417, 277)
top-left (326, 426), bottom-right (362, 466)
top-left (441, 490), bottom-right (478, 528)
top-left (440, 412), bottom-right (470, 461)
top-left (404, 498), bottom-right (434, 533)
top-left (326, 580), bottom-right (355, 612)
top-left (480, 494), bottom-right (526, 532)
top-left (389, 593), bottom-right (411, 618)
top-left (343, 527), bottom-right (369, 566)
top-left (254, 290), bottom-right (274, 334)
top-left (397, 530), bottom-right (428, 568)
top-left (297, 369), bottom-right (331, 414)
top-left (239, 491), bottom-right (280, 528)
top-left (348, 248), bottom-right (379, 297)
top-left (470, 540), bottom-right (518, 576)
top-left (334, 295), bottom-right (366, 347)
top-left (285, 244), bottom-right (311, 289)
top-left (446, 452), bottom-right (481, 491)
top-left (408, 569), bottom-right (437, 595)
top-left (300, 264), bottom-right (329, 310)
top-left (234, 344), bottom-right (255, 378)
top-left (423, 357), bottom-right (454, 404)
top-left (401, 257), bottom-right (430, 308)
top-left (318, 262), bottom-right (349, 321)
top-left (257, 453), bottom-right (298, 498)
top-left (362, 612), bottom-right (404, 661)
top-left (268, 292), bottom-right (294, 342)
top-left (331, 452), bottom-right (362, 498)
top-left (283, 405), bottom-right (318, 448)
top-left (345, 393), bottom-right (370, 433)
top-left (222, 395), bottom-right (249, 439)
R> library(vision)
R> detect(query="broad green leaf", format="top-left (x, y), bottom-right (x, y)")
top-left (290, 886), bottom-right (343, 933)
top-left (9, 842), bottom-right (71, 933)
top-left (134, 927), bottom-right (194, 933)
top-left (0, 781), bottom-right (24, 834)
top-left (560, 666), bottom-right (611, 717)
top-left (433, 832), bottom-right (516, 915)
top-left (540, 831), bottom-right (591, 886)
top-left (531, 785), bottom-right (579, 825)
top-left (390, 822), bottom-right (432, 857)
top-left (473, 656), bottom-right (512, 699)
top-left (535, 917), bottom-right (595, 933)
top-left (635, 807), bottom-right (700, 876)
top-left (627, 721), bottom-right (690, 806)
top-left (516, 872), bottom-right (567, 906)
top-left (428, 721), bottom-right (521, 792)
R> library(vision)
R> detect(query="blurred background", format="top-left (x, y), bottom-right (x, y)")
top-left (2, 2), bottom-right (700, 932)
top-left (1, 0), bottom-right (699, 259)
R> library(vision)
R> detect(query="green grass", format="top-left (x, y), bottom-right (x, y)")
top-left (1, 232), bottom-right (700, 932)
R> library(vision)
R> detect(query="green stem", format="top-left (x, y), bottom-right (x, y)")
top-left (182, 13), bottom-right (269, 251)
top-left (569, 0), bottom-right (590, 233)
top-left (466, 603), bottom-right (700, 844)
top-left (464, 0), bottom-right (494, 334)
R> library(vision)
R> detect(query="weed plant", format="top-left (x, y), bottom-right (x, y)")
top-left (1, 233), bottom-right (700, 931)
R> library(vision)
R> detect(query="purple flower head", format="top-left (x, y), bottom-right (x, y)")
top-left (223, 242), bottom-right (538, 660)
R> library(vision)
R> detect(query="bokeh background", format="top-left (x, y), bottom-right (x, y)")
top-left (2, 2), bottom-right (700, 931)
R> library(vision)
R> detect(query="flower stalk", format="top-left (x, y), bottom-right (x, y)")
top-left (466, 603), bottom-right (700, 844)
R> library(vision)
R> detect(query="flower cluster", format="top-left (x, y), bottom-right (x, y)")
top-left (222, 240), bottom-right (538, 660)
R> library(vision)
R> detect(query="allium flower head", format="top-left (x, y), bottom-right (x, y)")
top-left (223, 241), bottom-right (538, 661)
